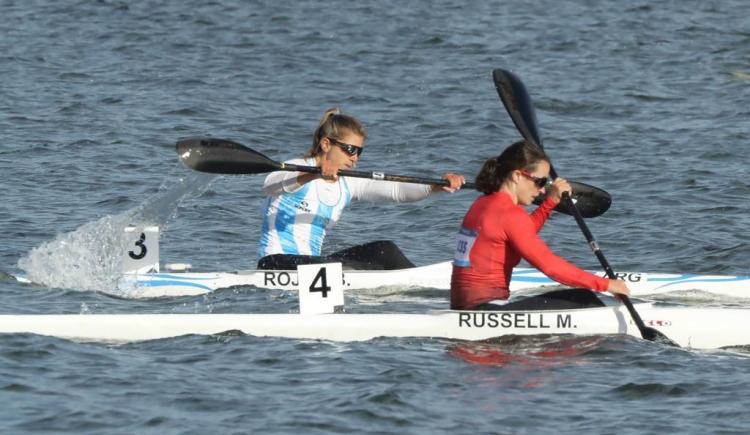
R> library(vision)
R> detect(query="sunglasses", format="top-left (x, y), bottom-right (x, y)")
top-left (518, 169), bottom-right (550, 188)
top-left (329, 138), bottom-right (363, 157)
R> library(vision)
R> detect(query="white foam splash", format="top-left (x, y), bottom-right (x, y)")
top-left (17, 172), bottom-right (215, 294)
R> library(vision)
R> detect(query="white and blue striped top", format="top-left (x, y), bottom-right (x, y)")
top-left (257, 157), bottom-right (432, 258)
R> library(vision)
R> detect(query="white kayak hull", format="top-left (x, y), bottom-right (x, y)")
top-left (15, 225), bottom-right (750, 298)
top-left (0, 305), bottom-right (748, 349)
top-left (119, 262), bottom-right (750, 299)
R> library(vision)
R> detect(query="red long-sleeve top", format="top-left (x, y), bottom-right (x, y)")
top-left (450, 191), bottom-right (609, 310)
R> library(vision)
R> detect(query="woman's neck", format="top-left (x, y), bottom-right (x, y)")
top-left (498, 183), bottom-right (518, 204)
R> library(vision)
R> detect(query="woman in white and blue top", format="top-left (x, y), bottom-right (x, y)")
top-left (257, 108), bottom-right (465, 270)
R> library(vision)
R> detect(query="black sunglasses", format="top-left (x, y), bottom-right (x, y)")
top-left (329, 138), bottom-right (363, 157)
top-left (519, 169), bottom-right (550, 188)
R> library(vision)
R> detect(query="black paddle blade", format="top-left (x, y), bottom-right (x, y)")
top-left (492, 68), bottom-right (543, 147)
top-left (176, 137), bottom-right (281, 174)
top-left (532, 180), bottom-right (612, 218)
top-left (642, 327), bottom-right (680, 347)
top-left (493, 69), bottom-right (611, 217)
top-left (619, 295), bottom-right (679, 347)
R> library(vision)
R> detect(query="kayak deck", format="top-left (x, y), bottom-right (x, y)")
top-left (118, 262), bottom-right (750, 299)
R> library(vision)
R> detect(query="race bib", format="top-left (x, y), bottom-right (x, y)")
top-left (452, 227), bottom-right (478, 267)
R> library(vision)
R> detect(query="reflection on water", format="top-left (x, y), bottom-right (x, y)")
top-left (442, 336), bottom-right (608, 408)
top-left (449, 335), bottom-right (605, 370)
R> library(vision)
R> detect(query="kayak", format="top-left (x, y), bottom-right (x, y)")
top-left (118, 262), bottom-right (750, 299)
top-left (14, 226), bottom-right (750, 299)
top-left (115, 227), bottom-right (750, 298)
top-left (0, 304), bottom-right (748, 349)
top-left (13, 260), bottom-right (750, 299)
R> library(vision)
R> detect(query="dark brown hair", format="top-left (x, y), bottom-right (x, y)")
top-left (474, 140), bottom-right (550, 194)
top-left (305, 108), bottom-right (368, 158)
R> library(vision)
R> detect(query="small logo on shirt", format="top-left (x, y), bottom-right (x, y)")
top-left (295, 200), bottom-right (312, 213)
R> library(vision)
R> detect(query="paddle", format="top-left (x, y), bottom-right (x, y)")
top-left (491, 68), bottom-right (677, 346)
top-left (176, 137), bottom-right (611, 218)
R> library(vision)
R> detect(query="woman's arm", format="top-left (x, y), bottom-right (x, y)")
top-left (346, 172), bottom-right (464, 202)
top-left (507, 211), bottom-right (610, 291)
top-left (346, 177), bottom-right (432, 202)
top-left (528, 197), bottom-right (557, 231)
top-left (261, 158), bottom-right (316, 196)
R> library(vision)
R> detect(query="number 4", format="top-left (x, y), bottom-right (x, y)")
top-left (309, 267), bottom-right (331, 298)
top-left (297, 263), bottom-right (343, 314)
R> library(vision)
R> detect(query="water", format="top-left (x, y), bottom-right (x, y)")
top-left (2, 0), bottom-right (750, 433)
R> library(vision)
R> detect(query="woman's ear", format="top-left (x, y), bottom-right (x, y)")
top-left (320, 137), bottom-right (331, 153)
top-left (510, 169), bottom-right (519, 184)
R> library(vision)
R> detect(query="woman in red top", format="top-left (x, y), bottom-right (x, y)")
top-left (450, 140), bottom-right (630, 310)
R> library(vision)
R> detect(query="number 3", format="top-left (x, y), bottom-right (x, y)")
top-left (129, 232), bottom-right (147, 260)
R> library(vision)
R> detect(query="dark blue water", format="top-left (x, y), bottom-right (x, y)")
top-left (2, 0), bottom-right (750, 433)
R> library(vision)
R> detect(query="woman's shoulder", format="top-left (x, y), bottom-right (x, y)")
top-left (476, 193), bottom-right (529, 220)
top-left (283, 157), bottom-right (313, 165)
top-left (479, 191), bottom-right (518, 208)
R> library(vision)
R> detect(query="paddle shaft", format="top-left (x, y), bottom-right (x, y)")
top-left (281, 161), bottom-right (476, 189)
top-left (288, 162), bottom-right (604, 216)
top-left (552, 166), bottom-right (652, 334)
top-left (546, 167), bottom-right (611, 269)
top-left (176, 137), bottom-right (610, 217)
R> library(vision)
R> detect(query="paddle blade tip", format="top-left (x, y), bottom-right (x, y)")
top-left (643, 327), bottom-right (680, 347)
top-left (175, 137), bottom-right (280, 175)
top-left (491, 68), bottom-right (515, 83)
top-left (491, 67), bottom-right (543, 148)
top-left (533, 180), bottom-right (612, 218)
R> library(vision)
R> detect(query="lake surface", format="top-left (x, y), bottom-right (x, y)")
top-left (2, 0), bottom-right (749, 433)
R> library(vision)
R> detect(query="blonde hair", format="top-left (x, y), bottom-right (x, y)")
top-left (305, 108), bottom-right (367, 158)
